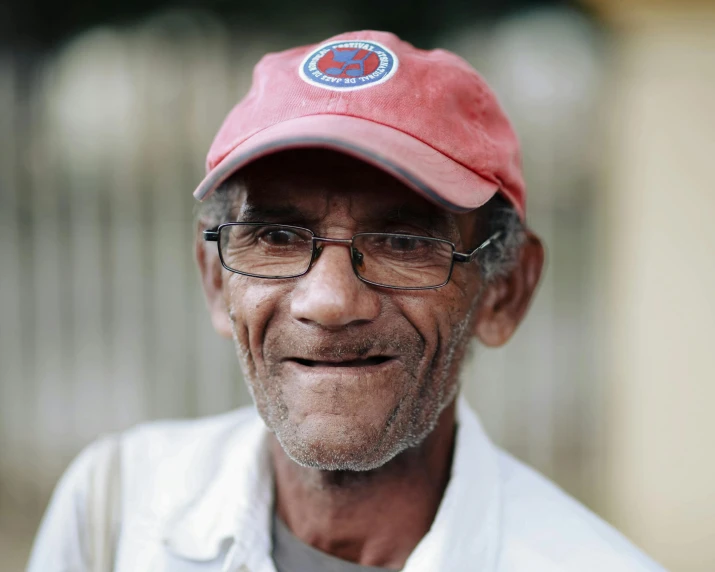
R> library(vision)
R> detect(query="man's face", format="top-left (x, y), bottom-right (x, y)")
top-left (202, 151), bottom-right (489, 471)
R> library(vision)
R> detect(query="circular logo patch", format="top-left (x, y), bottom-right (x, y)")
top-left (299, 40), bottom-right (398, 91)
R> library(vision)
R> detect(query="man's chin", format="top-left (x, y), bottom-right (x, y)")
top-left (272, 416), bottom-right (407, 472)
top-left (279, 440), bottom-right (405, 472)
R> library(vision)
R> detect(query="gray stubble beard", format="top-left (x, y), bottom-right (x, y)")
top-left (228, 295), bottom-right (481, 473)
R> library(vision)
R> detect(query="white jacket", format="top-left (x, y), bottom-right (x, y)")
top-left (27, 398), bottom-right (666, 571)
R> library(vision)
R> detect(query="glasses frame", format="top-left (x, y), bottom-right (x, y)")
top-left (203, 222), bottom-right (502, 291)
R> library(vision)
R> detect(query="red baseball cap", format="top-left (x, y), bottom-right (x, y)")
top-left (194, 30), bottom-right (525, 219)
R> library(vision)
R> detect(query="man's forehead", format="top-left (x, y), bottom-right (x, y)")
top-left (236, 193), bottom-right (454, 230)
top-left (232, 150), bottom-right (458, 230)
top-left (238, 184), bottom-right (439, 215)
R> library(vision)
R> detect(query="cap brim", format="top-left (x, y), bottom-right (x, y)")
top-left (194, 114), bottom-right (506, 214)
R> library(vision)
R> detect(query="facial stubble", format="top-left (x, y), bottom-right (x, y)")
top-left (229, 297), bottom-right (479, 473)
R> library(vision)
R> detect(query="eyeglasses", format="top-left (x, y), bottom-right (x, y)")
top-left (203, 223), bottom-right (501, 290)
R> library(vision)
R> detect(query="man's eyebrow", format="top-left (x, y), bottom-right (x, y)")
top-left (380, 205), bottom-right (454, 233)
top-left (236, 202), bottom-right (455, 234)
top-left (236, 204), bottom-right (309, 222)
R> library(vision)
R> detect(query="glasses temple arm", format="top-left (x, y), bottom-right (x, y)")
top-left (203, 229), bottom-right (220, 242)
top-left (452, 231), bottom-right (503, 263)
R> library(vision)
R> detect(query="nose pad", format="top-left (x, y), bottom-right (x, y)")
top-left (351, 247), bottom-right (365, 269)
top-left (311, 245), bottom-right (324, 265)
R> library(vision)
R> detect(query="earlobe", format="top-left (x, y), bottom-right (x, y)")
top-left (195, 226), bottom-right (234, 340)
top-left (472, 231), bottom-right (544, 347)
top-left (209, 296), bottom-right (234, 340)
top-left (472, 278), bottom-right (514, 347)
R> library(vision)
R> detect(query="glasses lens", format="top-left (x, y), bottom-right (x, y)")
top-left (352, 233), bottom-right (454, 288)
top-left (219, 224), bottom-right (313, 278)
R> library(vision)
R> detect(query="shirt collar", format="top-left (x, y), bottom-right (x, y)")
top-left (403, 397), bottom-right (502, 571)
top-left (163, 397), bottom-right (502, 571)
top-left (162, 411), bottom-right (274, 565)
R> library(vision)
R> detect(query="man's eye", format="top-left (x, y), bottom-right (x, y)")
top-left (388, 236), bottom-right (423, 252)
top-left (259, 229), bottom-right (303, 246)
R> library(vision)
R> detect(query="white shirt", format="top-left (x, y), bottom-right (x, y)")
top-left (27, 398), bottom-right (666, 572)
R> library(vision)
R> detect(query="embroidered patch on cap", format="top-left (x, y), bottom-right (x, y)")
top-left (299, 40), bottom-right (399, 91)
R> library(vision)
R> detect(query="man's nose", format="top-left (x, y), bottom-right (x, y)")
top-left (290, 243), bottom-right (380, 328)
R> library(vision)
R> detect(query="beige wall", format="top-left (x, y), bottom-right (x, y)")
top-left (598, 5), bottom-right (715, 571)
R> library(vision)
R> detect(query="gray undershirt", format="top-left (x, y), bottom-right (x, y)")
top-left (271, 512), bottom-right (402, 572)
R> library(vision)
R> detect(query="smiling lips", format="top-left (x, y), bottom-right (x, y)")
top-left (289, 355), bottom-right (393, 368)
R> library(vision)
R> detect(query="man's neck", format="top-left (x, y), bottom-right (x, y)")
top-left (270, 400), bottom-right (457, 570)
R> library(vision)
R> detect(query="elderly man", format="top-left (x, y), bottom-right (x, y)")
top-left (28, 31), bottom-right (664, 572)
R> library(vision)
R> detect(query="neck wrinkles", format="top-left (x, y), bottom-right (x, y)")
top-left (270, 399), bottom-right (457, 570)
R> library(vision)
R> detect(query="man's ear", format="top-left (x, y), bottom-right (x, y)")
top-left (473, 231), bottom-right (544, 347)
top-left (195, 223), bottom-right (233, 339)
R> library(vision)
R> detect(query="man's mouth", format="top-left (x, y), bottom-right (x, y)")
top-left (289, 355), bottom-right (393, 368)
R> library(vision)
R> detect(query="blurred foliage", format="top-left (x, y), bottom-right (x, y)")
top-left (4, 0), bottom-right (573, 50)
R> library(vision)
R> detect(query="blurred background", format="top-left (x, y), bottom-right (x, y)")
top-left (1, 0), bottom-right (714, 570)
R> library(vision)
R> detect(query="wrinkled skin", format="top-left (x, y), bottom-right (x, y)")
top-left (196, 149), bottom-right (544, 567)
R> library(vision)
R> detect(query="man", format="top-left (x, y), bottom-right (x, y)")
top-left (28, 31), bottom-right (665, 571)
